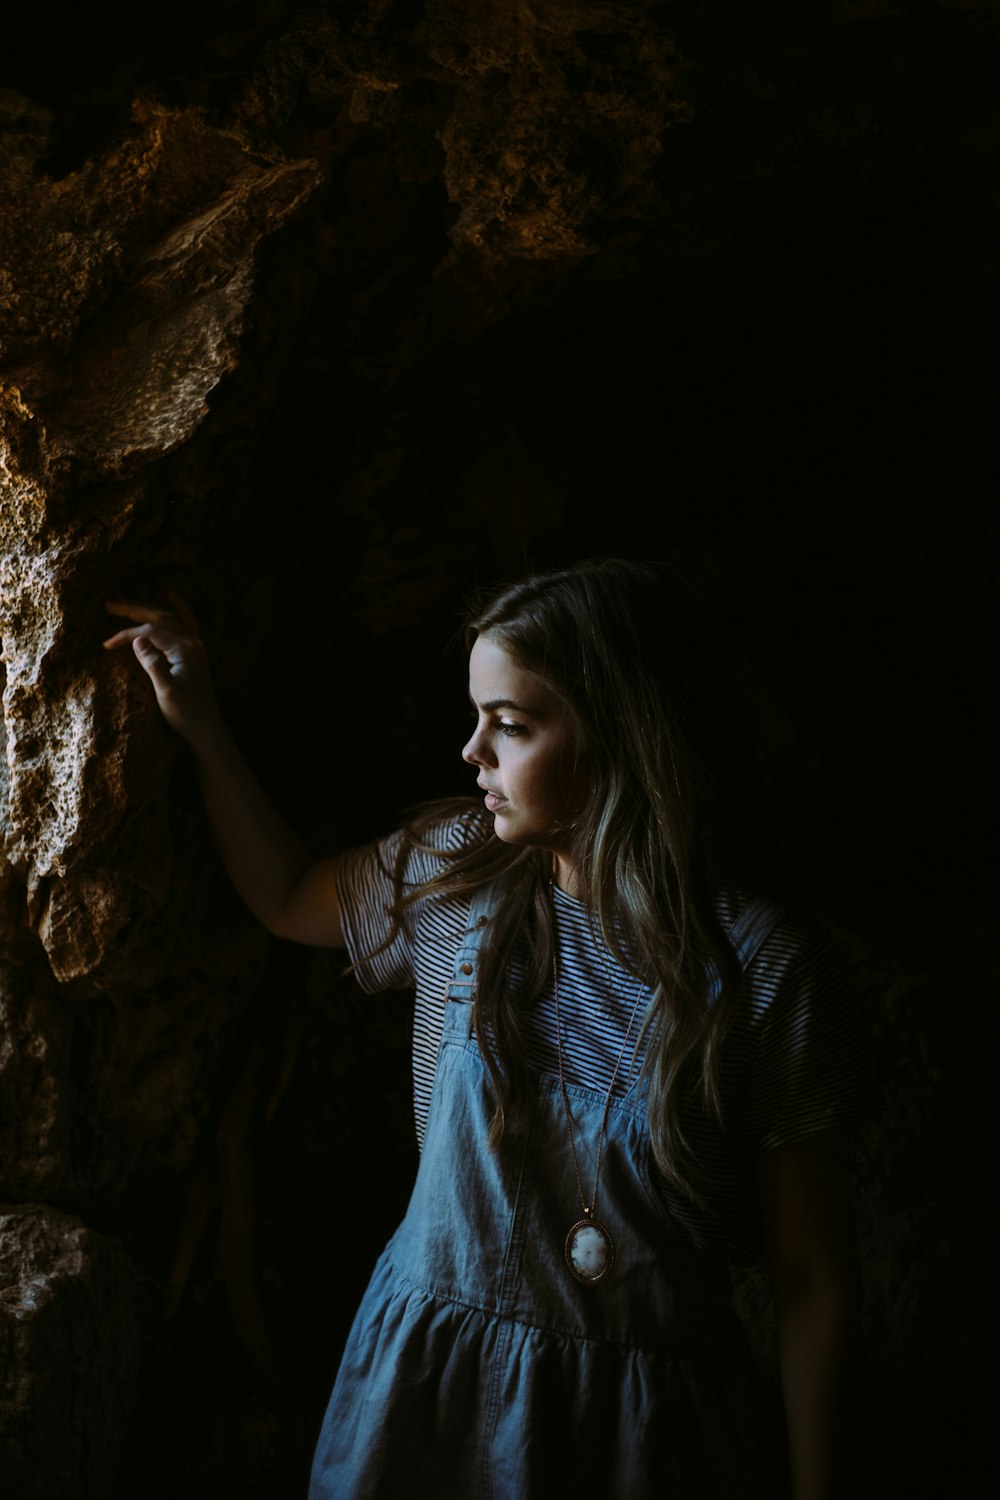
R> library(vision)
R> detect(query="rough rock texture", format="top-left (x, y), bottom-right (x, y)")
top-left (1, 103), bottom-right (322, 973)
top-left (0, 98), bottom-right (321, 1208)
top-left (0, 1203), bottom-right (142, 1500)
top-left (1, 1), bottom-right (996, 1495)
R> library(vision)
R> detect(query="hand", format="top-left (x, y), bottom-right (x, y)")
top-left (104, 592), bottom-right (225, 754)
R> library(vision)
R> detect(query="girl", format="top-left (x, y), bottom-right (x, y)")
top-left (105, 559), bottom-right (871, 1500)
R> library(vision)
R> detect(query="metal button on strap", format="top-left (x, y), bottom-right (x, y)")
top-left (460, 962), bottom-right (474, 975)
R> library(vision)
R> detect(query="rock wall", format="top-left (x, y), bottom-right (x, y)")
top-left (2, 3), bottom-right (995, 1495)
top-left (0, 1204), bottom-right (141, 1500)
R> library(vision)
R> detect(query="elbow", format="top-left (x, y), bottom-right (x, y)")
top-left (261, 907), bottom-right (304, 943)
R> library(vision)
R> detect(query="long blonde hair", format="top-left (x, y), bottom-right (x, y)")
top-left (386, 559), bottom-right (766, 1202)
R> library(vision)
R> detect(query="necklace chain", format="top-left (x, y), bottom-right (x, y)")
top-left (551, 885), bottom-right (646, 1221)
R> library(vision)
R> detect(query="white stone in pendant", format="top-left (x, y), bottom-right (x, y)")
top-left (565, 1217), bottom-right (614, 1285)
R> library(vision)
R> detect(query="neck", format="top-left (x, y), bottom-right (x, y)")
top-left (551, 852), bottom-right (581, 898)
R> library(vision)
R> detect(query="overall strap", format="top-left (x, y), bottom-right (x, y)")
top-left (442, 883), bottom-right (502, 1039)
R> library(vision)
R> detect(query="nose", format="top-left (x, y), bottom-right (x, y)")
top-left (462, 722), bottom-right (495, 769)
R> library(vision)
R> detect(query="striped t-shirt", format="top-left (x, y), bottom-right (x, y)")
top-left (335, 816), bottom-right (873, 1264)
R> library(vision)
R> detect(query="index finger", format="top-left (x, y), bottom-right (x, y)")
top-left (105, 600), bottom-right (176, 627)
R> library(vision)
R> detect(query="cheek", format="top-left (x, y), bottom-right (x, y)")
top-left (527, 748), bottom-right (585, 821)
top-left (562, 753), bottom-right (590, 812)
top-left (550, 734), bottom-right (588, 799)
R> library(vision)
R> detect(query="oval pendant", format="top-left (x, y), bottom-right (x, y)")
top-left (565, 1217), bottom-right (614, 1285)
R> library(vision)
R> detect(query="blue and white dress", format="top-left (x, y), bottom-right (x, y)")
top-left (309, 819), bottom-right (872, 1498)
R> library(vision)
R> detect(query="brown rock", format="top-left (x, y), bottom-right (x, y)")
top-left (1, 108), bottom-right (323, 988)
top-left (0, 964), bottom-right (71, 1200)
top-left (0, 89), bottom-right (319, 1207)
top-left (0, 1202), bottom-right (141, 1500)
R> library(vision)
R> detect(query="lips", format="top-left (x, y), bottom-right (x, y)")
top-left (478, 781), bottom-right (508, 810)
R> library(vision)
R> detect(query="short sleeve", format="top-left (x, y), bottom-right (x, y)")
top-left (335, 829), bottom-right (415, 993)
top-left (334, 811), bottom-right (489, 995)
top-left (741, 931), bottom-right (876, 1155)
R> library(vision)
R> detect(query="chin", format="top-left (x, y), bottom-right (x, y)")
top-left (491, 814), bottom-right (529, 847)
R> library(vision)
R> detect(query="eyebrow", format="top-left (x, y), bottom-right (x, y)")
top-left (469, 694), bottom-right (536, 715)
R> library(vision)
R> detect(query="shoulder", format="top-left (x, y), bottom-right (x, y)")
top-left (404, 801), bottom-right (493, 858)
top-left (334, 805), bottom-right (491, 983)
top-left (717, 886), bottom-right (840, 970)
top-left (716, 887), bottom-right (856, 1031)
top-left (718, 888), bottom-right (874, 1106)
top-left (394, 801), bottom-right (493, 889)
top-left (709, 891), bottom-right (875, 1154)
top-left (336, 802), bottom-right (488, 900)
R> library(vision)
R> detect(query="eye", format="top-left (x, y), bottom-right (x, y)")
top-left (498, 721), bottom-right (525, 738)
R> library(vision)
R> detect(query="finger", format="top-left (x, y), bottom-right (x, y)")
top-left (140, 626), bottom-right (194, 657)
top-left (133, 635), bottom-right (177, 689)
top-left (104, 623), bottom-right (191, 652)
top-left (105, 600), bottom-right (178, 628)
top-left (164, 590), bottom-right (201, 635)
top-left (103, 622), bottom-right (157, 649)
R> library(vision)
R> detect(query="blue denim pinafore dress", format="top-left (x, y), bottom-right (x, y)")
top-left (310, 889), bottom-right (778, 1499)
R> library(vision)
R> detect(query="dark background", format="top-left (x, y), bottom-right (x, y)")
top-left (2, 2), bottom-right (996, 1495)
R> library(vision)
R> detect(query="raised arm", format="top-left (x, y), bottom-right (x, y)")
top-left (104, 596), bottom-right (345, 948)
top-left (758, 1128), bottom-right (865, 1500)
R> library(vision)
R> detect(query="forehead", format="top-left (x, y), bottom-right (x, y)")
top-left (468, 635), bottom-right (552, 709)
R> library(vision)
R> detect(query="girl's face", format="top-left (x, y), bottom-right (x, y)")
top-left (462, 635), bottom-right (586, 889)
